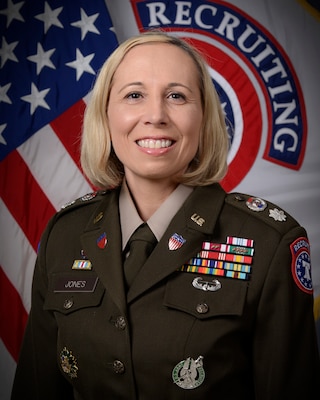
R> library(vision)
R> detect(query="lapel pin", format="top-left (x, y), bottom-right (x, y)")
top-left (97, 232), bottom-right (107, 249)
top-left (168, 233), bottom-right (186, 250)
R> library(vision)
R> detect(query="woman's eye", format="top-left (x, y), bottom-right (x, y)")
top-left (168, 92), bottom-right (186, 102)
top-left (126, 92), bottom-right (142, 99)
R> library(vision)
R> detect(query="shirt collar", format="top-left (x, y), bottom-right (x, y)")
top-left (119, 181), bottom-right (193, 250)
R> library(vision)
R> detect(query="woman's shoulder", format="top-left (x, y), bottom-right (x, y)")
top-left (224, 191), bottom-right (301, 234)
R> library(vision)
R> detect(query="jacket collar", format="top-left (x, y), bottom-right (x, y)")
top-left (80, 184), bottom-right (226, 309)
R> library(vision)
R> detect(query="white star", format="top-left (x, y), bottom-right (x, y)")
top-left (66, 48), bottom-right (95, 81)
top-left (0, 83), bottom-right (12, 104)
top-left (0, 124), bottom-right (7, 145)
top-left (0, 37), bottom-right (18, 67)
top-left (21, 82), bottom-right (50, 115)
top-left (0, 0), bottom-right (25, 28)
top-left (35, 2), bottom-right (63, 34)
top-left (27, 43), bottom-right (56, 75)
top-left (71, 8), bottom-right (100, 40)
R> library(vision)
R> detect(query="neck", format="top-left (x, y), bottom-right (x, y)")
top-left (125, 177), bottom-right (178, 221)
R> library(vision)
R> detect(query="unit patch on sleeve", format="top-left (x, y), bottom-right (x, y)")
top-left (290, 237), bottom-right (313, 294)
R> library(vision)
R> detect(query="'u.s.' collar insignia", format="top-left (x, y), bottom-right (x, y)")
top-left (290, 237), bottom-right (313, 294)
top-left (246, 196), bottom-right (267, 212)
top-left (269, 207), bottom-right (286, 222)
top-left (168, 233), bottom-right (186, 250)
top-left (190, 213), bottom-right (205, 226)
top-left (93, 211), bottom-right (103, 224)
top-left (172, 356), bottom-right (205, 389)
top-left (60, 347), bottom-right (78, 379)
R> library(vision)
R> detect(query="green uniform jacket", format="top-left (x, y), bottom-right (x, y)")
top-left (11, 183), bottom-right (320, 399)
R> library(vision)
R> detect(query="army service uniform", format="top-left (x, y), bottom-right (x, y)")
top-left (12, 183), bottom-right (320, 399)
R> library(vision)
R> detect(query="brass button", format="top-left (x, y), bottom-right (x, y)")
top-left (63, 299), bottom-right (74, 309)
top-left (196, 303), bottom-right (209, 314)
top-left (113, 360), bottom-right (125, 374)
top-left (115, 316), bottom-right (126, 330)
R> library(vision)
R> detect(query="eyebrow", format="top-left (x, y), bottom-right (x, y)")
top-left (118, 81), bottom-right (193, 93)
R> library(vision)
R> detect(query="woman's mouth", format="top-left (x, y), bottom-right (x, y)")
top-left (136, 139), bottom-right (173, 149)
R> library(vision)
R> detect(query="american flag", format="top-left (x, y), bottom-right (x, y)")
top-left (0, 0), bottom-right (118, 394)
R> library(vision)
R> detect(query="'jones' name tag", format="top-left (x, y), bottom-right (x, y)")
top-left (54, 274), bottom-right (98, 293)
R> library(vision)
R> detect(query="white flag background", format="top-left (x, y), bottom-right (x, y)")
top-left (0, 0), bottom-right (319, 398)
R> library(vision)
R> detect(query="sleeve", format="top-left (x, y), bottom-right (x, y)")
top-left (11, 218), bottom-right (74, 400)
top-left (253, 225), bottom-right (320, 398)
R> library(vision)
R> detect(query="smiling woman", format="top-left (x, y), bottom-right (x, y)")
top-left (11, 31), bottom-right (320, 400)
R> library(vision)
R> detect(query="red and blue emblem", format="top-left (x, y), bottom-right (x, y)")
top-left (169, 233), bottom-right (186, 250)
top-left (131, 0), bottom-right (307, 191)
top-left (290, 237), bottom-right (312, 293)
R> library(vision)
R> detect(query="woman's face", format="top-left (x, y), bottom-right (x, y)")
top-left (107, 42), bottom-right (203, 187)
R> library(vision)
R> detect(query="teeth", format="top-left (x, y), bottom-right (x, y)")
top-left (137, 139), bottom-right (172, 148)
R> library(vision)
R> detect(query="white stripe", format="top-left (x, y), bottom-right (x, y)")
top-left (17, 125), bottom-right (92, 211)
top-left (0, 199), bottom-right (35, 312)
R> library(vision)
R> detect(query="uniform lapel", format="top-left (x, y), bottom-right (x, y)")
top-left (80, 189), bottom-right (127, 315)
top-left (127, 184), bottom-right (226, 303)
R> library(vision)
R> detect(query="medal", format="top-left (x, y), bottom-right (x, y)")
top-left (172, 356), bottom-right (205, 389)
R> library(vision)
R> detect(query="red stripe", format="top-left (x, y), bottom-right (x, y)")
top-left (0, 266), bottom-right (28, 362)
top-left (50, 100), bottom-right (86, 169)
top-left (0, 150), bottom-right (56, 251)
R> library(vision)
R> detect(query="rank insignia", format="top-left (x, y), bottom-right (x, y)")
top-left (172, 356), bottom-right (205, 389)
top-left (168, 233), bottom-right (186, 250)
top-left (290, 237), bottom-right (313, 293)
top-left (60, 347), bottom-right (78, 379)
top-left (269, 208), bottom-right (286, 222)
top-left (180, 236), bottom-right (254, 280)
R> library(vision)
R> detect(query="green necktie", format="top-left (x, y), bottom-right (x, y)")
top-left (124, 223), bottom-right (157, 288)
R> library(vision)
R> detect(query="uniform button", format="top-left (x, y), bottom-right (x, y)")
top-left (196, 303), bottom-right (209, 314)
top-left (113, 360), bottom-right (125, 374)
top-left (115, 316), bottom-right (126, 330)
top-left (63, 299), bottom-right (73, 309)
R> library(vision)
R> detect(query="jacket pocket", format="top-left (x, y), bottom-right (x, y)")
top-left (44, 271), bottom-right (105, 315)
top-left (164, 272), bottom-right (248, 319)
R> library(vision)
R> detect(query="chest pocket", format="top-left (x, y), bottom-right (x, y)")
top-left (44, 271), bottom-right (105, 315)
top-left (164, 272), bottom-right (248, 320)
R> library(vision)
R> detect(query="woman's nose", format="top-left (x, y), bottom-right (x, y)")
top-left (143, 96), bottom-right (168, 126)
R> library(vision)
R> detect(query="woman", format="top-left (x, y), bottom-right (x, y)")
top-left (12, 31), bottom-right (320, 399)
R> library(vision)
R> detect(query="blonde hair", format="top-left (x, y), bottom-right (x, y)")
top-left (81, 31), bottom-right (229, 189)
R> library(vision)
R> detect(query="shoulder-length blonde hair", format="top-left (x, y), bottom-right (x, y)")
top-left (81, 31), bottom-right (229, 189)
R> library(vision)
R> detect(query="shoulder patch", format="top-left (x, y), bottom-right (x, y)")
top-left (290, 237), bottom-right (313, 294)
top-left (225, 193), bottom-right (299, 234)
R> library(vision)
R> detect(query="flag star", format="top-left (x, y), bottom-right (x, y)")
top-left (0, 83), bottom-right (12, 104)
top-left (0, 37), bottom-right (19, 67)
top-left (35, 2), bottom-right (63, 34)
top-left (66, 48), bottom-right (95, 81)
top-left (0, 124), bottom-right (7, 145)
top-left (0, 0), bottom-right (25, 28)
top-left (21, 82), bottom-right (50, 115)
top-left (27, 43), bottom-right (56, 75)
top-left (71, 8), bottom-right (100, 40)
